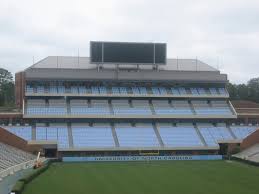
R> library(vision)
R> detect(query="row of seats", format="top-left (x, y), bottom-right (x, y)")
top-left (198, 123), bottom-right (234, 146)
top-left (26, 99), bottom-right (233, 116)
top-left (158, 123), bottom-right (203, 147)
top-left (72, 125), bottom-right (114, 148)
top-left (2, 124), bottom-right (257, 149)
top-left (27, 99), bottom-right (67, 115)
top-left (115, 123), bottom-right (159, 147)
top-left (0, 142), bottom-right (35, 172)
top-left (192, 101), bottom-right (232, 115)
top-left (26, 85), bottom-right (228, 96)
top-left (35, 125), bottom-right (69, 148)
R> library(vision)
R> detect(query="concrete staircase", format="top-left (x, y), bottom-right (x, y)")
top-left (66, 98), bottom-right (71, 115)
top-left (31, 125), bottom-right (36, 140)
top-left (111, 124), bottom-right (119, 147)
top-left (108, 101), bottom-right (114, 115)
top-left (194, 125), bottom-right (207, 146)
top-left (227, 126), bottom-right (237, 139)
top-left (67, 123), bottom-right (73, 148)
top-left (149, 101), bottom-right (156, 115)
top-left (234, 144), bottom-right (259, 162)
top-left (189, 101), bottom-right (196, 115)
top-left (153, 123), bottom-right (164, 147)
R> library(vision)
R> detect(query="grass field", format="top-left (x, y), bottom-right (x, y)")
top-left (23, 161), bottom-right (259, 194)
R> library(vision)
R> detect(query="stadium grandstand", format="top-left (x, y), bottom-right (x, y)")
top-left (1, 41), bottom-right (259, 176)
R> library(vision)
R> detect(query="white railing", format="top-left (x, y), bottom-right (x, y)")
top-left (0, 159), bottom-right (36, 181)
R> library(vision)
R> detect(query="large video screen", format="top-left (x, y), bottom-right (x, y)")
top-left (90, 41), bottom-right (166, 64)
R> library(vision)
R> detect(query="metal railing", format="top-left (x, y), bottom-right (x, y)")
top-left (0, 159), bottom-right (36, 181)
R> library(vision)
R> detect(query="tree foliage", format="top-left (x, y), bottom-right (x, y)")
top-left (227, 78), bottom-right (259, 103)
top-left (0, 68), bottom-right (15, 106)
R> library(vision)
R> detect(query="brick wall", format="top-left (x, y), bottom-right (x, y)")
top-left (0, 127), bottom-right (41, 154)
top-left (15, 71), bottom-right (25, 109)
top-left (240, 129), bottom-right (259, 150)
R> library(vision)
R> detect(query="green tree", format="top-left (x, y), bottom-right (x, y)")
top-left (236, 84), bottom-right (249, 100)
top-left (227, 83), bottom-right (238, 99)
top-left (0, 68), bottom-right (15, 106)
top-left (247, 78), bottom-right (259, 103)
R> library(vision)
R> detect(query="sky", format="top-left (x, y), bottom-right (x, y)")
top-left (0, 0), bottom-right (259, 84)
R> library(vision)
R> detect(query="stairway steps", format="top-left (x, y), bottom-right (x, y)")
top-left (194, 125), bottom-right (207, 146)
top-left (153, 123), bottom-right (164, 147)
top-left (111, 124), bottom-right (119, 147)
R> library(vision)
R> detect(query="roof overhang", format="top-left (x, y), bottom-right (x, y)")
top-left (24, 68), bottom-right (228, 83)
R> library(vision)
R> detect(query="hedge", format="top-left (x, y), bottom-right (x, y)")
top-left (11, 180), bottom-right (25, 194)
top-left (11, 161), bottom-right (51, 194)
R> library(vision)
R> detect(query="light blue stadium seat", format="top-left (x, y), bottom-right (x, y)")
top-left (198, 126), bottom-right (233, 146)
top-left (151, 87), bottom-right (167, 95)
top-left (190, 88), bottom-right (199, 95)
top-left (131, 87), bottom-right (147, 95)
top-left (112, 87), bottom-right (120, 94)
top-left (26, 85), bottom-right (34, 93)
top-left (171, 88), bottom-right (180, 95)
top-left (209, 88), bottom-right (218, 95)
top-left (57, 85), bottom-right (65, 93)
top-left (218, 88), bottom-right (227, 95)
top-left (159, 124), bottom-right (203, 147)
top-left (120, 87), bottom-right (128, 94)
top-left (99, 86), bottom-right (107, 94)
top-left (178, 87), bottom-right (187, 94)
top-left (91, 86), bottom-right (99, 94)
top-left (153, 100), bottom-right (193, 115)
top-left (152, 87), bottom-right (160, 95)
top-left (71, 86), bottom-right (78, 93)
top-left (139, 87), bottom-right (147, 94)
top-left (115, 125), bottom-right (159, 147)
top-left (5, 126), bottom-right (32, 141)
top-left (36, 126), bottom-right (69, 148)
top-left (49, 85), bottom-right (57, 93)
top-left (195, 108), bottom-right (232, 115)
top-left (113, 108), bottom-right (152, 115)
top-left (78, 86), bottom-right (87, 93)
top-left (36, 86), bottom-right (45, 93)
top-left (230, 126), bottom-right (257, 139)
top-left (36, 127), bottom-right (47, 140)
top-left (197, 88), bottom-right (206, 95)
top-left (72, 125), bottom-right (114, 148)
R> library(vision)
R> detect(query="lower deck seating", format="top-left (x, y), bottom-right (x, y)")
top-left (230, 125), bottom-right (257, 139)
top-left (0, 142), bottom-right (35, 172)
top-left (2, 123), bottom-right (257, 150)
top-left (115, 123), bottom-right (159, 147)
top-left (158, 123), bottom-right (203, 147)
top-left (4, 126), bottom-right (32, 141)
top-left (36, 125), bottom-right (69, 148)
top-left (198, 124), bottom-right (233, 146)
top-left (72, 124), bottom-right (114, 148)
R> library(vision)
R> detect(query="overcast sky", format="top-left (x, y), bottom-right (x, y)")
top-left (0, 0), bottom-right (259, 83)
